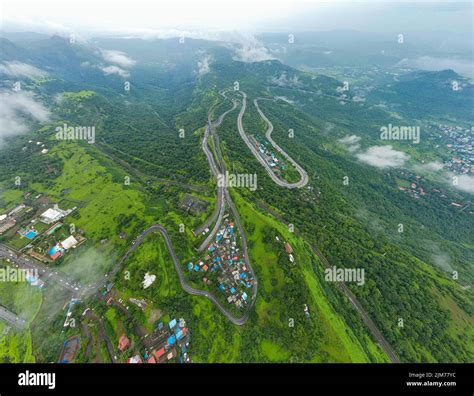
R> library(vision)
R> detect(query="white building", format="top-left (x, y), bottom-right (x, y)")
top-left (61, 235), bottom-right (79, 250)
top-left (40, 205), bottom-right (74, 224)
top-left (40, 208), bottom-right (65, 224)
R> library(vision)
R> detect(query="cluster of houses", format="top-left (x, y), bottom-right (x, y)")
top-left (0, 204), bottom-right (27, 235)
top-left (120, 317), bottom-right (191, 364)
top-left (439, 125), bottom-right (473, 176)
top-left (187, 218), bottom-right (254, 309)
top-left (1, 195), bottom-right (85, 263)
top-left (252, 136), bottom-right (287, 173)
top-left (398, 176), bottom-right (427, 200)
top-left (397, 172), bottom-right (470, 212)
top-left (28, 209), bottom-right (85, 263)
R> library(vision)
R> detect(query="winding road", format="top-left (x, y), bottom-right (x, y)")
top-left (190, 92), bottom-right (257, 323)
top-left (195, 95), bottom-right (240, 252)
top-left (0, 89), bottom-right (398, 361)
top-left (236, 91), bottom-right (308, 189)
top-left (130, 225), bottom-right (254, 325)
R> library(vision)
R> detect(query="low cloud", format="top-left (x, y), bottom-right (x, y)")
top-left (423, 240), bottom-right (455, 273)
top-left (356, 145), bottom-right (410, 169)
top-left (0, 91), bottom-right (49, 148)
top-left (431, 252), bottom-right (454, 273)
top-left (275, 96), bottom-right (294, 104)
top-left (100, 65), bottom-right (130, 78)
top-left (398, 56), bottom-right (474, 79)
top-left (234, 45), bottom-right (275, 62)
top-left (412, 161), bottom-right (444, 174)
top-left (270, 72), bottom-right (301, 88)
top-left (100, 50), bottom-right (136, 68)
top-left (339, 134), bottom-right (361, 152)
top-left (60, 247), bottom-right (115, 287)
top-left (339, 135), bottom-right (361, 145)
top-left (231, 33), bottom-right (275, 63)
top-left (197, 54), bottom-right (211, 76)
top-left (445, 172), bottom-right (474, 194)
top-left (0, 61), bottom-right (47, 79)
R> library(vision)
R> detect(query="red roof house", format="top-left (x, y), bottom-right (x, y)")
top-left (118, 334), bottom-right (130, 352)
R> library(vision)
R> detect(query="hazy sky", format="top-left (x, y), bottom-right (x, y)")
top-left (1, 0), bottom-right (472, 36)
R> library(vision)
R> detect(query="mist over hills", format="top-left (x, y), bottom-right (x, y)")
top-left (0, 18), bottom-right (472, 367)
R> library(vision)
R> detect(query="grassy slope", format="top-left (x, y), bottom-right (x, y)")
top-left (106, 194), bottom-right (388, 362)
top-left (0, 263), bottom-right (42, 363)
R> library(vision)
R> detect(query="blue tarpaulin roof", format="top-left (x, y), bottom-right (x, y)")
top-left (169, 319), bottom-right (177, 329)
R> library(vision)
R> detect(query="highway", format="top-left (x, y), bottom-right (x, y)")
top-left (195, 96), bottom-right (238, 251)
top-left (193, 96), bottom-right (236, 237)
top-left (236, 91), bottom-right (308, 189)
top-left (0, 244), bottom-right (82, 294)
top-left (0, 305), bottom-right (26, 330)
top-left (0, 91), bottom-right (257, 324)
top-left (191, 91), bottom-right (258, 323)
top-left (254, 97), bottom-right (309, 187)
top-left (0, 88), bottom-right (396, 359)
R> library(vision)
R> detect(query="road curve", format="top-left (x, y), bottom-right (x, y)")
top-left (194, 94), bottom-right (237, 237)
top-left (133, 225), bottom-right (252, 325)
top-left (192, 92), bottom-right (257, 322)
top-left (254, 97), bottom-right (309, 188)
top-left (236, 91), bottom-right (308, 189)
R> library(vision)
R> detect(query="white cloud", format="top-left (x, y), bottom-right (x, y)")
top-left (398, 56), bottom-right (474, 79)
top-left (339, 135), bottom-right (361, 145)
top-left (339, 134), bottom-right (361, 152)
top-left (197, 55), bottom-right (211, 76)
top-left (230, 32), bottom-right (275, 63)
top-left (100, 65), bottom-right (130, 78)
top-left (234, 45), bottom-right (275, 62)
top-left (270, 72), bottom-right (301, 88)
top-left (431, 251), bottom-right (454, 273)
top-left (0, 61), bottom-right (47, 79)
top-left (356, 145), bottom-right (410, 169)
top-left (275, 96), bottom-right (294, 104)
top-left (445, 172), bottom-right (474, 194)
top-left (0, 91), bottom-right (49, 148)
top-left (412, 161), bottom-right (444, 174)
top-left (100, 50), bottom-right (136, 68)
